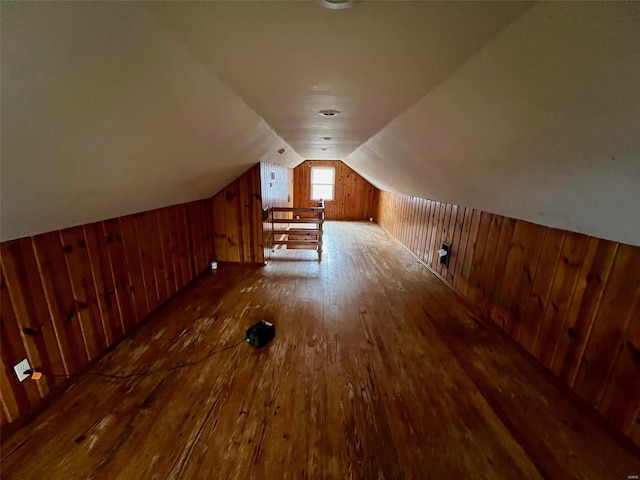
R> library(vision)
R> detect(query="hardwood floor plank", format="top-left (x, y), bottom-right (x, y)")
top-left (425, 291), bottom-right (640, 480)
top-left (2, 223), bottom-right (638, 479)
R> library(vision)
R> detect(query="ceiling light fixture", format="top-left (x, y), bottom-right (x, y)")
top-left (318, 109), bottom-right (341, 117)
top-left (319, 0), bottom-right (361, 10)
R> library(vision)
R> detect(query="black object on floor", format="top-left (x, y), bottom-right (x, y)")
top-left (246, 320), bottom-right (276, 348)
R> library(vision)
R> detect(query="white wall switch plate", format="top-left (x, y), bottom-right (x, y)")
top-left (14, 359), bottom-right (32, 382)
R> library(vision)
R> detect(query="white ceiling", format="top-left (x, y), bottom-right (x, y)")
top-left (1, 1), bottom-right (639, 246)
top-left (348, 2), bottom-right (640, 245)
top-left (0, 2), bottom-right (302, 241)
top-left (145, 1), bottom-right (530, 160)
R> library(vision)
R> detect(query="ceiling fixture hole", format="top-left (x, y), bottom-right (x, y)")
top-left (319, 0), bottom-right (361, 10)
top-left (318, 110), bottom-right (341, 117)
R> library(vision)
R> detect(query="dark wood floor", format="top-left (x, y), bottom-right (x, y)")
top-left (2, 222), bottom-right (639, 479)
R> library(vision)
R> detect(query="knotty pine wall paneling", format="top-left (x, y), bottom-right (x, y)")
top-left (0, 198), bottom-right (214, 432)
top-left (32, 231), bottom-right (89, 373)
top-left (103, 217), bottom-right (139, 331)
top-left (120, 214), bottom-right (149, 324)
top-left (376, 190), bottom-right (640, 446)
top-left (83, 221), bottom-right (126, 345)
top-left (134, 212), bottom-right (160, 312)
top-left (59, 226), bottom-right (109, 361)
top-left (293, 160), bottom-right (376, 220)
top-left (186, 199), bottom-right (214, 277)
top-left (169, 207), bottom-right (186, 290)
top-left (157, 207), bottom-right (178, 297)
top-left (1, 238), bottom-right (66, 399)
top-left (212, 164), bottom-right (265, 264)
top-left (260, 162), bottom-right (293, 260)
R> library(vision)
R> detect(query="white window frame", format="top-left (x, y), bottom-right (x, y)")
top-left (310, 166), bottom-right (335, 201)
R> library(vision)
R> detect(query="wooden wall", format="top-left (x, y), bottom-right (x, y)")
top-left (376, 190), bottom-right (640, 446)
top-left (293, 160), bottom-right (376, 220)
top-left (260, 162), bottom-right (293, 260)
top-left (212, 165), bottom-right (264, 264)
top-left (0, 199), bottom-right (214, 431)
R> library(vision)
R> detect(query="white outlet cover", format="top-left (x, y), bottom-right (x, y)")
top-left (14, 359), bottom-right (32, 382)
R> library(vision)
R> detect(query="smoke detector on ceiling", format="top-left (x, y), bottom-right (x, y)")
top-left (318, 109), bottom-right (341, 117)
top-left (319, 0), bottom-right (361, 10)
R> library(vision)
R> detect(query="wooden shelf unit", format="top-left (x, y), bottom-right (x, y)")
top-left (270, 203), bottom-right (324, 260)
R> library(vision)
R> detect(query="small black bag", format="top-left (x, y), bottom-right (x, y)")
top-left (246, 320), bottom-right (276, 348)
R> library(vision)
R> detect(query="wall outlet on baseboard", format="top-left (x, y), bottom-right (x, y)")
top-left (439, 242), bottom-right (451, 268)
top-left (14, 359), bottom-right (32, 382)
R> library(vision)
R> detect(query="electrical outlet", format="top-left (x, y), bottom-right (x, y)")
top-left (14, 359), bottom-right (32, 382)
top-left (439, 242), bottom-right (451, 268)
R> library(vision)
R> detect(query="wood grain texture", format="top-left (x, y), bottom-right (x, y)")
top-left (1, 239), bottom-right (66, 398)
top-left (293, 160), bottom-right (376, 221)
top-left (157, 207), bottom-right (178, 298)
top-left (134, 212), bottom-right (160, 312)
top-left (119, 214), bottom-right (149, 323)
top-left (84, 221), bottom-right (125, 345)
top-left (212, 164), bottom-right (264, 264)
top-left (102, 218), bottom-right (138, 331)
top-left (376, 190), bottom-right (640, 447)
top-left (260, 162), bottom-right (293, 260)
top-left (2, 222), bottom-right (638, 479)
top-left (0, 199), bottom-right (214, 433)
top-left (0, 266), bottom-right (43, 423)
top-left (59, 226), bottom-right (108, 361)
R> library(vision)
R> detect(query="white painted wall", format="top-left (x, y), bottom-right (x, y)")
top-left (1, 2), bottom-right (301, 241)
top-left (346, 2), bottom-right (640, 246)
top-left (2, 2), bottom-right (639, 246)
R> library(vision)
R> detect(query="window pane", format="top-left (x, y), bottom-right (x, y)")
top-left (312, 184), bottom-right (334, 201)
top-left (311, 167), bottom-right (334, 184)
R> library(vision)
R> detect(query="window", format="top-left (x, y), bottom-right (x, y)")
top-left (310, 166), bottom-right (335, 201)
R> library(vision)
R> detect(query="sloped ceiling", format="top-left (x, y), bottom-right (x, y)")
top-left (0, 2), bottom-right (302, 241)
top-left (1, 2), bottom-right (639, 246)
top-left (145, 1), bottom-right (530, 159)
top-left (347, 2), bottom-right (640, 246)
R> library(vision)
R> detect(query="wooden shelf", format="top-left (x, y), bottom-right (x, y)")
top-left (273, 229), bottom-right (321, 236)
top-left (269, 203), bottom-right (324, 260)
top-left (272, 240), bottom-right (322, 246)
top-left (270, 207), bottom-right (324, 213)
top-left (272, 218), bottom-right (323, 224)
